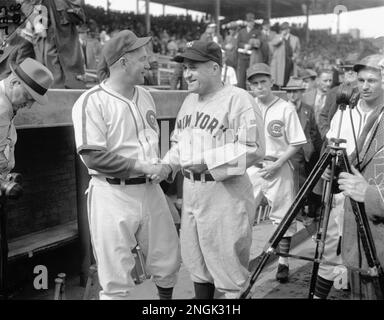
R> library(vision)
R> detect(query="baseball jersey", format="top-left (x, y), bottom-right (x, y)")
top-left (164, 85), bottom-right (265, 181)
top-left (256, 96), bottom-right (307, 159)
top-left (72, 81), bottom-right (160, 177)
top-left (326, 100), bottom-right (373, 156)
top-left (0, 80), bottom-right (17, 178)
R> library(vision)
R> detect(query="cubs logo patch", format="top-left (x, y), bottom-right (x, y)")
top-left (146, 110), bottom-right (158, 131)
top-left (267, 120), bottom-right (284, 137)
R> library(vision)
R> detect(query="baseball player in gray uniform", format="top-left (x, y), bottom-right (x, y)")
top-left (246, 63), bottom-right (307, 283)
top-left (156, 40), bottom-right (265, 299)
top-left (72, 30), bottom-right (181, 300)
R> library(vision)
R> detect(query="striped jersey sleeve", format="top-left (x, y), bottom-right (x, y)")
top-left (72, 87), bottom-right (107, 153)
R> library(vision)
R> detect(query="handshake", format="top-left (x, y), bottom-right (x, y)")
top-left (142, 161), bottom-right (172, 184)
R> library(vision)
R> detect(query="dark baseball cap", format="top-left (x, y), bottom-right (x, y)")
top-left (353, 54), bottom-right (384, 73)
top-left (247, 63), bottom-right (271, 80)
top-left (102, 29), bottom-right (151, 66)
top-left (173, 40), bottom-right (222, 66)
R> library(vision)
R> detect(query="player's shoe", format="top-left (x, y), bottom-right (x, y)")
top-left (276, 264), bottom-right (289, 283)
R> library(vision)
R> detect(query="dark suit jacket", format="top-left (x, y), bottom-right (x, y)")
top-left (291, 101), bottom-right (322, 165)
top-left (236, 27), bottom-right (258, 61)
top-left (0, 35), bottom-right (35, 81)
top-left (302, 89), bottom-right (316, 108)
top-left (318, 86), bottom-right (338, 139)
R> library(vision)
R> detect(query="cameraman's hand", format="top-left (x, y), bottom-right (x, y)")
top-left (338, 166), bottom-right (368, 202)
top-left (321, 166), bottom-right (332, 181)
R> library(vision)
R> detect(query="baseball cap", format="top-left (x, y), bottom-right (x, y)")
top-left (102, 29), bottom-right (151, 67)
top-left (353, 54), bottom-right (384, 73)
top-left (10, 58), bottom-right (54, 105)
top-left (280, 22), bottom-right (290, 30)
top-left (173, 40), bottom-right (222, 66)
top-left (246, 63), bottom-right (271, 80)
top-left (282, 77), bottom-right (306, 91)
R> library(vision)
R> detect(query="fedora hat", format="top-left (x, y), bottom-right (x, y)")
top-left (10, 58), bottom-right (54, 105)
top-left (282, 77), bottom-right (306, 91)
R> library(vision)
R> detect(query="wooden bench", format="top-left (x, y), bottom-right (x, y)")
top-left (8, 220), bottom-right (78, 261)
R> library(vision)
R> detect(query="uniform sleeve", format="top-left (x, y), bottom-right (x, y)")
top-left (285, 104), bottom-right (307, 146)
top-left (161, 101), bottom-right (186, 180)
top-left (204, 91), bottom-right (265, 181)
top-left (72, 94), bottom-right (108, 153)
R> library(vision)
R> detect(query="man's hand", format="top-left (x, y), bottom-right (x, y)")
top-left (321, 166), bottom-right (331, 181)
top-left (147, 164), bottom-right (172, 184)
top-left (338, 166), bottom-right (369, 202)
top-left (183, 163), bottom-right (208, 174)
top-left (258, 162), bottom-right (281, 179)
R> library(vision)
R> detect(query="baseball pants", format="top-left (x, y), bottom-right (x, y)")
top-left (318, 193), bottom-right (345, 281)
top-left (87, 176), bottom-right (181, 300)
top-left (247, 161), bottom-right (297, 236)
top-left (180, 175), bottom-right (256, 299)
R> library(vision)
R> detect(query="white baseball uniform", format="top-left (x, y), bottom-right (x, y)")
top-left (319, 100), bottom-right (373, 282)
top-left (247, 97), bottom-right (307, 236)
top-left (163, 84), bottom-right (265, 298)
top-left (72, 82), bottom-right (181, 300)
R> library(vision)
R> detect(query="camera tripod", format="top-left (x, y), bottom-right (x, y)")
top-left (239, 107), bottom-right (384, 299)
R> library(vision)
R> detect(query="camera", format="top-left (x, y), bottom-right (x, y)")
top-left (336, 83), bottom-right (360, 109)
top-left (0, 173), bottom-right (23, 200)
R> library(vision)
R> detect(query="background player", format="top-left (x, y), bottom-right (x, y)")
top-left (246, 63), bottom-right (307, 283)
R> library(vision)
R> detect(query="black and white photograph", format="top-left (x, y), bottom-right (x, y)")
top-left (0, 0), bottom-right (383, 312)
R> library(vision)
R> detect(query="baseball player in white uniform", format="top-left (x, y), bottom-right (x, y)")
top-left (313, 85), bottom-right (375, 299)
top-left (72, 30), bottom-right (180, 300)
top-left (157, 40), bottom-right (265, 299)
top-left (245, 63), bottom-right (307, 283)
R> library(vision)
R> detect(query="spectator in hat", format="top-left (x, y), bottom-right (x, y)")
top-left (302, 68), bottom-right (333, 126)
top-left (78, 24), bottom-right (102, 70)
top-left (236, 12), bottom-right (260, 89)
top-left (300, 68), bottom-right (317, 92)
top-left (0, 58), bottom-right (53, 178)
top-left (260, 19), bottom-right (276, 64)
top-left (282, 77), bottom-right (322, 225)
top-left (200, 23), bottom-right (223, 45)
top-left (270, 22), bottom-right (301, 88)
top-left (318, 58), bottom-right (358, 139)
top-left (223, 22), bottom-right (239, 69)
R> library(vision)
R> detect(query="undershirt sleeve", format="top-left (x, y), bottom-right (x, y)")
top-left (80, 149), bottom-right (137, 179)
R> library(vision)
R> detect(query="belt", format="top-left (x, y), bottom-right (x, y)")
top-left (106, 177), bottom-right (147, 185)
top-left (254, 156), bottom-right (278, 169)
top-left (182, 170), bottom-right (215, 182)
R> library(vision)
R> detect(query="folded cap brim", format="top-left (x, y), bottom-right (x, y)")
top-left (282, 86), bottom-right (305, 91)
top-left (128, 36), bottom-right (152, 52)
top-left (10, 64), bottom-right (48, 105)
top-left (173, 51), bottom-right (210, 63)
top-left (353, 63), bottom-right (381, 73)
top-left (247, 71), bottom-right (271, 80)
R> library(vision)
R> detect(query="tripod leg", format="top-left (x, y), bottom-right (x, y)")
top-left (238, 151), bottom-right (333, 299)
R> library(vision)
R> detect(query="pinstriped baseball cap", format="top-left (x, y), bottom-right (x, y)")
top-left (173, 41), bottom-right (222, 66)
top-left (102, 29), bottom-right (151, 66)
